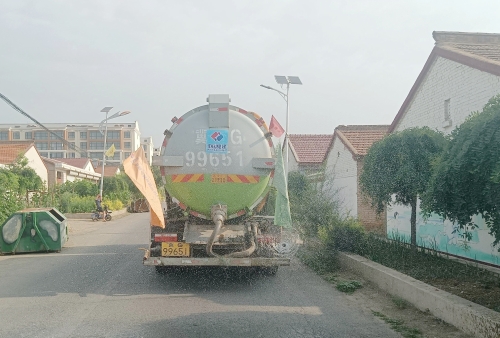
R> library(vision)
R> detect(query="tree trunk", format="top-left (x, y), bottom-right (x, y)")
top-left (410, 197), bottom-right (417, 250)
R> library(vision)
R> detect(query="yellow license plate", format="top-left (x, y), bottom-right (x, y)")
top-left (161, 242), bottom-right (190, 257)
top-left (211, 174), bottom-right (227, 184)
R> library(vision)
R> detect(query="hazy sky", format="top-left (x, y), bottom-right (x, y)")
top-left (2, 0), bottom-right (500, 146)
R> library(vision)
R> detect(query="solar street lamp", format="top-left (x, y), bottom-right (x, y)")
top-left (98, 107), bottom-right (131, 197)
top-left (260, 75), bottom-right (302, 177)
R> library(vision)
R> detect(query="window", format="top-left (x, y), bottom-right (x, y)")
top-left (80, 132), bottom-right (87, 140)
top-left (40, 152), bottom-right (48, 157)
top-left (89, 152), bottom-right (104, 159)
top-left (35, 142), bottom-right (48, 150)
top-left (25, 132), bottom-right (33, 139)
top-left (90, 131), bottom-right (102, 139)
top-left (50, 142), bottom-right (64, 150)
top-left (444, 99), bottom-right (451, 121)
top-left (50, 131), bottom-right (64, 140)
top-left (13, 132), bottom-right (20, 140)
top-left (124, 131), bottom-right (131, 139)
top-left (57, 172), bottom-right (62, 179)
top-left (107, 131), bottom-right (120, 139)
top-left (106, 142), bottom-right (120, 150)
top-left (34, 131), bottom-right (48, 139)
top-left (68, 142), bottom-right (76, 150)
top-left (50, 152), bottom-right (64, 158)
top-left (143, 145), bottom-right (147, 151)
top-left (68, 132), bottom-right (75, 139)
top-left (68, 152), bottom-right (76, 158)
top-left (124, 152), bottom-right (131, 158)
top-left (124, 142), bottom-right (131, 149)
top-left (80, 142), bottom-right (88, 150)
top-left (90, 141), bottom-right (104, 150)
top-left (108, 153), bottom-right (121, 161)
top-left (0, 131), bottom-right (8, 140)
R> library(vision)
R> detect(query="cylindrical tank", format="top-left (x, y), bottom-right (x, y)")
top-left (160, 95), bottom-right (275, 219)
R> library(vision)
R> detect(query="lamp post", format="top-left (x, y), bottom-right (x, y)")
top-left (260, 75), bottom-right (302, 177)
top-left (98, 107), bottom-right (131, 197)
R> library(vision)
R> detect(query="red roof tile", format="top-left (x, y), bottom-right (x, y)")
top-left (0, 141), bottom-right (35, 164)
top-left (59, 158), bottom-right (90, 169)
top-left (335, 125), bottom-right (389, 156)
top-left (288, 134), bottom-right (333, 163)
top-left (94, 166), bottom-right (120, 177)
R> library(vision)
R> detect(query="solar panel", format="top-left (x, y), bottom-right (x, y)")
top-left (287, 76), bottom-right (302, 85)
top-left (274, 75), bottom-right (288, 85)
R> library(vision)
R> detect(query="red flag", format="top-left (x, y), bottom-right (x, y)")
top-left (269, 115), bottom-right (285, 137)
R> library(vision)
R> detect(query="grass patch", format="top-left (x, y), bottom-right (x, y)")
top-left (336, 280), bottom-right (362, 293)
top-left (372, 311), bottom-right (423, 338)
top-left (391, 296), bottom-right (410, 310)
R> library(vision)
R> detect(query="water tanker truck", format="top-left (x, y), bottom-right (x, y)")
top-left (143, 94), bottom-right (291, 274)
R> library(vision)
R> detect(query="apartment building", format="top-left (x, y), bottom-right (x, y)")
top-left (141, 136), bottom-right (154, 164)
top-left (0, 122), bottom-right (141, 165)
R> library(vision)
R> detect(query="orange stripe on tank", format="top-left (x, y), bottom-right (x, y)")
top-left (171, 174), bottom-right (204, 183)
top-left (227, 175), bottom-right (260, 183)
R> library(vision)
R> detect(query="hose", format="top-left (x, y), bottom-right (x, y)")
top-left (206, 209), bottom-right (225, 257)
top-left (225, 223), bottom-right (258, 258)
top-left (206, 212), bottom-right (258, 258)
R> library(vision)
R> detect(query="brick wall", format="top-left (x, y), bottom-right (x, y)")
top-left (356, 159), bottom-right (386, 234)
top-left (395, 56), bottom-right (500, 133)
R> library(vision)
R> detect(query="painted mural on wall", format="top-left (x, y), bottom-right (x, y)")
top-left (387, 201), bottom-right (500, 267)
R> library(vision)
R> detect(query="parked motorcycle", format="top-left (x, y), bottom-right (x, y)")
top-left (91, 206), bottom-right (112, 221)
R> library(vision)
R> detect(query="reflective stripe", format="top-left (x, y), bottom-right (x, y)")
top-left (227, 175), bottom-right (260, 183)
top-left (171, 174), bottom-right (204, 183)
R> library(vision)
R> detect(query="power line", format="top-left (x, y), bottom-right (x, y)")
top-left (0, 92), bottom-right (88, 157)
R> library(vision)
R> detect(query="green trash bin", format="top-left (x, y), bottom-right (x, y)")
top-left (0, 208), bottom-right (69, 254)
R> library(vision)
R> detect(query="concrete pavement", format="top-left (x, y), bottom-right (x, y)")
top-left (0, 213), bottom-right (400, 338)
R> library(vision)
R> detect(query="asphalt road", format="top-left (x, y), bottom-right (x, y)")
top-left (0, 213), bottom-right (400, 338)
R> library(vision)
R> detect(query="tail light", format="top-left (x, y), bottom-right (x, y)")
top-left (154, 233), bottom-right (178, 242)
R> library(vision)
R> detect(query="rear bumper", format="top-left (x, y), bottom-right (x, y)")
top-left (143, 251), bottom-right (290, 267)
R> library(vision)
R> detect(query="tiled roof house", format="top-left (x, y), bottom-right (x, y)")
top-left (388, 31), bottom-right (500, 266)
top-left (325, 125), bottom-right (389, 232)
top-left (94, 165), bottom-right (121, 177)
top-left (42, 157), bottom-right (100, 187)
top-left (287, 134), bottom-right (333, 173)
top-left (0, 141), bottom-right (48, 186)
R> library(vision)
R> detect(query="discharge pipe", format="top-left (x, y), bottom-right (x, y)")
top-left (206, 205), bottom-right (258, 258)
top-left (206, 206), bottom-right (226, 257)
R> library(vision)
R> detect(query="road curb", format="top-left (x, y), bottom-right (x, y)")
top-left (64, 208), bottom-right (129, 220)
top-left (338, 252), bottom-right (500, 338)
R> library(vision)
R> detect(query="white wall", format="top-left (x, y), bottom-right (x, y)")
top-left (391, 56), bottom-right (500, 265)
top-left (394, 57), bottom-right (500, 134)
top-left (24, 146), bottom-right (48, 187)
top-left (83, 161), bottom-right (94, 172)
top-left (287, 144), bottom-right (299, 172)
top-left (324, 136), bottom-right (357, 217)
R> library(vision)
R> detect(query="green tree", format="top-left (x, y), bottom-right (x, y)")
top-left (360, 127), bottom-right (446, 247)
top-left (0, 156), bottom-right (44, 224)
top-left (6, 155), bottom-right (43, 193)
top-left (0, 169), bottom-right (22, 224)
top-left (288, 170), bottom-right (342, 239)
top-left (422, 95), bottom-right (500, 250)
top-left (103, 174), bottom-right (131, 203)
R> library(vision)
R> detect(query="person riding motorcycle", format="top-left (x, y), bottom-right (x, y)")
top-left (95, 194), bottom-right (106, 222)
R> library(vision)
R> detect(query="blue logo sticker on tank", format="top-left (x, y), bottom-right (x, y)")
top-left (206, 129), bottom-right (229, 153)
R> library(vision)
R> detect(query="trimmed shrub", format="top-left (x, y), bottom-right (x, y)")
top-left (104, 199), bottom-right (123, 211)
top-left (318, 217), bottom-right (367, 254)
